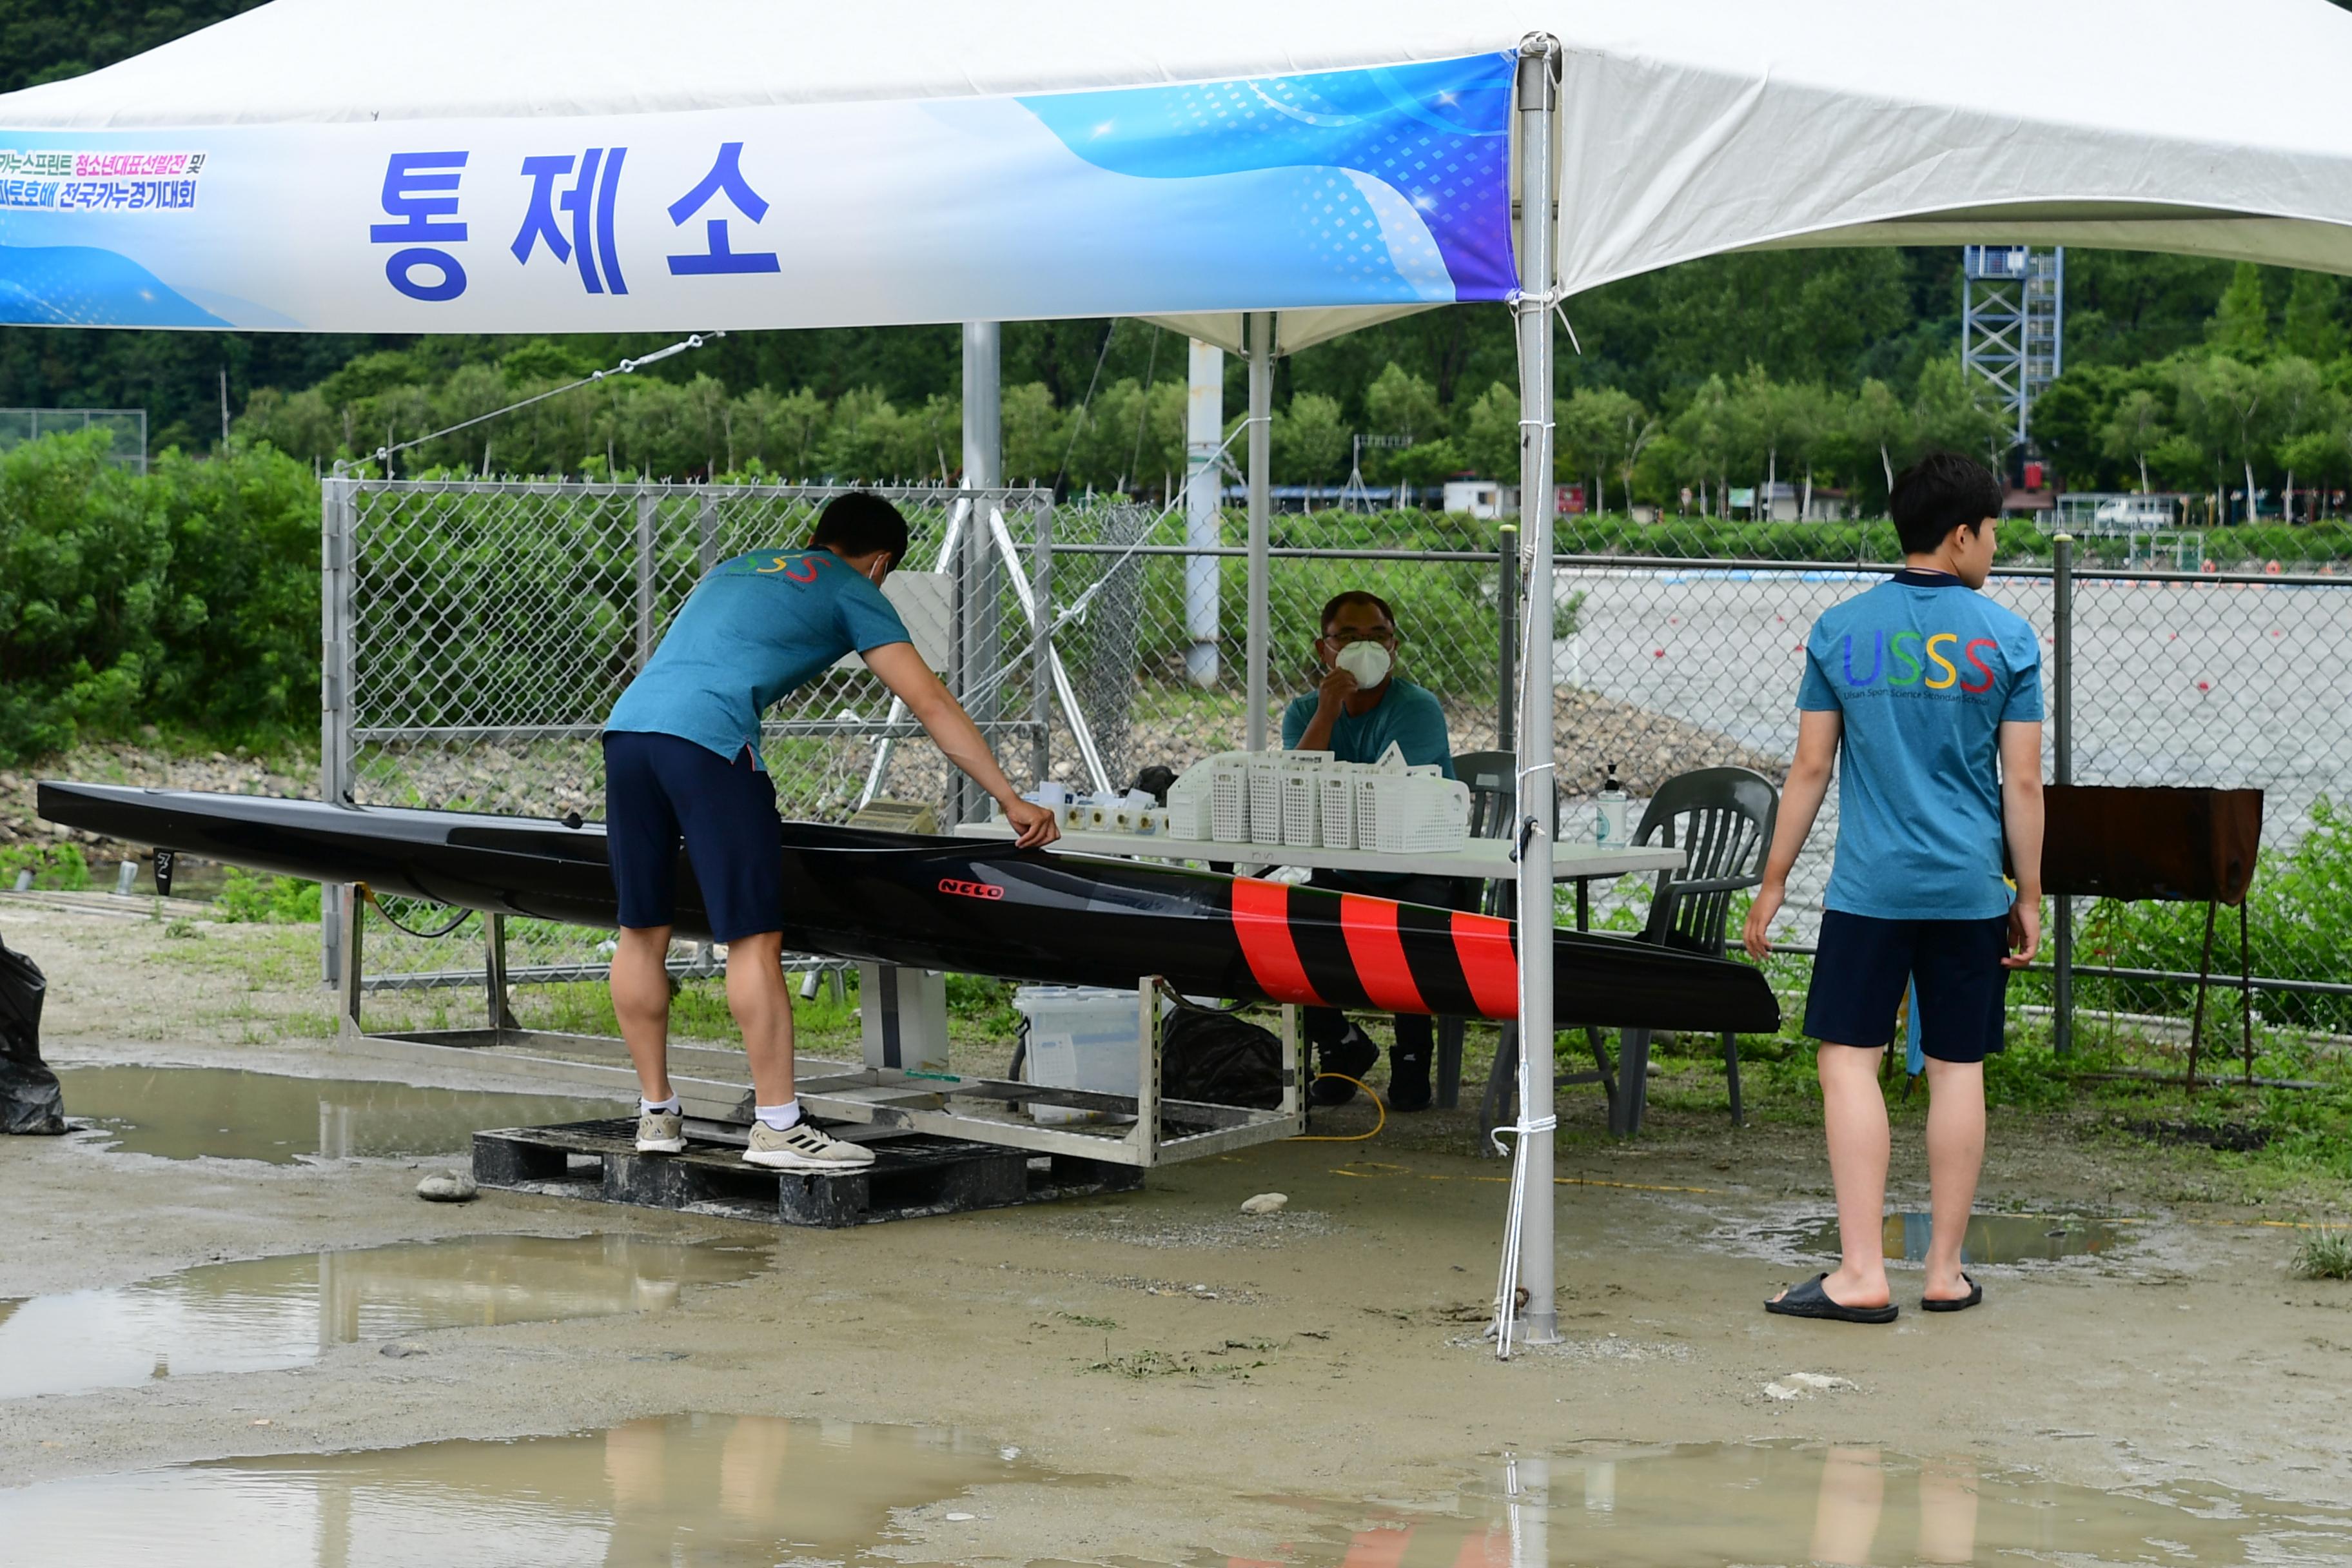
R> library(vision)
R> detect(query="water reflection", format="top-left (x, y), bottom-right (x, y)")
top-left (0, 1414), bottom-right (1033, 1566)
top-left (1792, 1212), bottom-right (2126, 1265)
top-left (0, 1235), bottom-right (768, 1399)
top-left (56, 1066), bottom-right (619, 1163)
top-left (1233, 1444), bottom-right (2352, 1566)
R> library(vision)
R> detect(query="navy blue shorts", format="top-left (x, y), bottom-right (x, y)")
top-left (1801, 909), bottom-right (2012, 1063)
top-left (602, 731), bottom-right (784, 943)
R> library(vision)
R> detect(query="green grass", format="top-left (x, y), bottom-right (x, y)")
top-left (1616, 1006), bottom-right (2352, 1206)
top-left (2293, 1231), bottom-right (2352, 1280)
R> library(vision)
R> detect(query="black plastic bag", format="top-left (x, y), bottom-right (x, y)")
top-left (0, 934), bottom-right (64, 1135)
top-left (1162, 1006), bottom-right (1286, 1110)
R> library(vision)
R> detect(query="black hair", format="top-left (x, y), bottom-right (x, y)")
top-left (1890, 452), bottom-right (2003, 556)
top-left (808, 491), bottom-right (910, 564)
top-left (1318, 589), bottom-right (1398, 636)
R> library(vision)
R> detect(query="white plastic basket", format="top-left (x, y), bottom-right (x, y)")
top-left (1248, 757), bottom-right (1286, 843)
top-left (1363, 773), bottom-right (1473, 854)
top-left (1208, 757), bottom-right (1251, 842)
top-left (1317, 772), bottom-right (1355, 849)
top-left (1280, 768), bottom-right (1322, 847)
top-left (1165, 770), bottom-right (1213, 838)
top-left (1015, 985), bottom-right (1141, 1124)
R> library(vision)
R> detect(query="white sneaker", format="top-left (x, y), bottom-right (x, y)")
top-left (635, 1107), bottom-right (686, 1154)
top-left (743, 1118), bottom-right (875, 1171)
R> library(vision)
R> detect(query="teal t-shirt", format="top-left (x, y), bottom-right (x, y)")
top-left (606, 548), bottom-right (911, 765)
top-left (1797, 570), bottom-right (2043, 920)
top-left (1280, 678), bottom-right (1455, 778)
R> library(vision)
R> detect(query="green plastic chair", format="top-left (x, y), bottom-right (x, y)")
top-left (1481, 765), bottom-right (1779, 1137)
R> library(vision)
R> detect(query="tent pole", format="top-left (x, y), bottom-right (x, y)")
top-left (1509, 35), bottom-right (1563, 1348)
top-left (959, 320), bottom-right (1003, 820)
top-left (1185, 338), bottom-right (1225, 689)
top-left (1246, 311), bottom-right (1274, 751)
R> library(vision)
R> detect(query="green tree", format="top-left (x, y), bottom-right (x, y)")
top-left (1363, 362), bottom-right (1446, 443)
top-left (819, 386), bottom-right (908, 480)
top-left (233, 386), bottom-right (338, 466)
top-left (2099, 387), bottom-right (2171, 493)
top-left (735, 386), bottom-right (828, 476)
top-left (1456, 382), bottom-right (1522, 482)
top-left (1668, 375), bottom-right (1736, 516)
top-left (2278, 402), bottom-right (2352, 516)
top-left (1272, 391), bottom-right (1349, 486)
top-left (1562, 386), bottom-right (1655, 516)
top-left (1909, 360), bottom-right (2008, 468)
top-left (2205, 262), bottom-right (2272, 360)
top-left (999, 382), bottom-right (1068, 485)
top-left (2280, 271), bottom-right (2349, 362)
top-left (1067, 378), bottom-right (1181, 492)
top-left (2175, 355), bottom-right (2284, 518)
top-left (1843, 378), bottom-right (1914, 499)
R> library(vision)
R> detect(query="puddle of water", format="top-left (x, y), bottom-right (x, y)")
top-left (56, 1066), bottom-right (620, 1162)
top-left (7, 1437), bottom-right (2347, 1567)
top-left (1790, 1211), bottom-right (2127, 1264)
top-left (0, 1235), bottom-right (767, 1399)
top-left (1245, 1444), bottom-right (2352, 1566)
top-left (0, 1413), bottom-right (1034, 1565)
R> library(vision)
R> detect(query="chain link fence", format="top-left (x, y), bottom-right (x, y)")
top-left (319, 477), bottom-right (2352, 1046)
top-left (321, 478), bottom-right (1055, 993)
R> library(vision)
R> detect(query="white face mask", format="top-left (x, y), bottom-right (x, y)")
top-left (1333, 640), bottom-right (1392, 687)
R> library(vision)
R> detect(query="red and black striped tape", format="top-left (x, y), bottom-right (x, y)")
top-left (1226, 876), bottom-right (1520, 1020)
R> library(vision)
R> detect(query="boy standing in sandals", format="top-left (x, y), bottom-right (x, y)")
top-left (1743, 452), bottom-right (2044, 1323)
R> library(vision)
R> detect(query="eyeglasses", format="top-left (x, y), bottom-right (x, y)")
top-left (1323, 627), bottom-right (1396, 645)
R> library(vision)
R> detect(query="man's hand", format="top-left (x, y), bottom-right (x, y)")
top-left (1741, 880), bottom-right (1785, 961)
top-left (1003, 798), bottom-right (1061, 850)
top-left (2004, 895), bottom-right (2041, 968)
top-left (1315, 665), bottom-right (1360, 713)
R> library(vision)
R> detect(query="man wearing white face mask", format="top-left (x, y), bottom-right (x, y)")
top-left (603, 491), bottom-right (1059, 1173)
top-left (1281, 590), bottom-right (1456, 1112)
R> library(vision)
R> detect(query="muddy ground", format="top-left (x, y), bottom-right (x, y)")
top-left (2, 898), bottom-right (2348, 1562)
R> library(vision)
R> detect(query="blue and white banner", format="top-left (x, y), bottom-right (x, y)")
top-left (0, 54), bottom-right (1514, 333)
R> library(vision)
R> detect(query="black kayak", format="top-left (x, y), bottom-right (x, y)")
top-left (37, 782), bottom-right (1780, 1035)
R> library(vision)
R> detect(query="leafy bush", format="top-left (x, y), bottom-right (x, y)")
top-left (0, 841), bottom-right (92, 890)
top-left (0, 433), bottom-right (320, 761)
top-left (214, 869), bottom-right (323, 924)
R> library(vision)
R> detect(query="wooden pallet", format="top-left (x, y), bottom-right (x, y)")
top-left (473, 1118), bottom-right (1143, 1228)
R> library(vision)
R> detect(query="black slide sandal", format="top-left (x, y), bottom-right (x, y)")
top-left (1921, 1273), bottom-right (1984, 1313)
top-left (1765, 1273), bottom-right (1899, 1324)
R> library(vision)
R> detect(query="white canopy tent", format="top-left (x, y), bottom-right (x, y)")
top-left (10, 0), bottom-right (2352, 1349)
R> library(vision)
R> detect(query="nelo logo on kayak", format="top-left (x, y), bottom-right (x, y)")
top-left (938, 878), bottom-right (1003, 900)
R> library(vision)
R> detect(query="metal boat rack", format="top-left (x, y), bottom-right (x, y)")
top-left (335, 894), bottom-right (1304, 1169)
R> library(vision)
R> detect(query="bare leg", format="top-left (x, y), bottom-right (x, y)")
top-left (611, 925), bottom-right (675, 1102)
top-left (1809, 1446), bottom-right (1885, 1568)
top-left (723, 931), bottom-right (796, 1105)
top-left (1773, 1044), bottom-right (1892, 1309)
top-left (1922, 1057), bottom-right (1986, 1302)
top-left (1916, 1456), bottom-right (1980, 1564)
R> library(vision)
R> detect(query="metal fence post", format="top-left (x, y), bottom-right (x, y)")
top-left (318, 475), bottom-right (356, 985)
top-left (634, 487), bottom-right (658, 673)
top-left (696, 491), bottom-right (718, 578)
top-left (2051, 533), bottom-right (2074, 1055)
top-left (1498, 521), bottom-right (1520, 752)
top-left (1032, 500), bottom-right (1054, 788)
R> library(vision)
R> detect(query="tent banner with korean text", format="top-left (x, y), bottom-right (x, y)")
top-left (0, 54), bottom-right (1514, 333)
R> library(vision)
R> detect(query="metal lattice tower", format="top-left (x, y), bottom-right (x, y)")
top-left (1961, 245), bottom-right (2065, 451)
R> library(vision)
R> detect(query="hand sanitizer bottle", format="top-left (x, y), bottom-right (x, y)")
top-left (1594, 763), bottom-right (1629, 847)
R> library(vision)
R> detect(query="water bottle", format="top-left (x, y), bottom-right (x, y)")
top-left (1594, 763), bottom-right (1629, 848)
